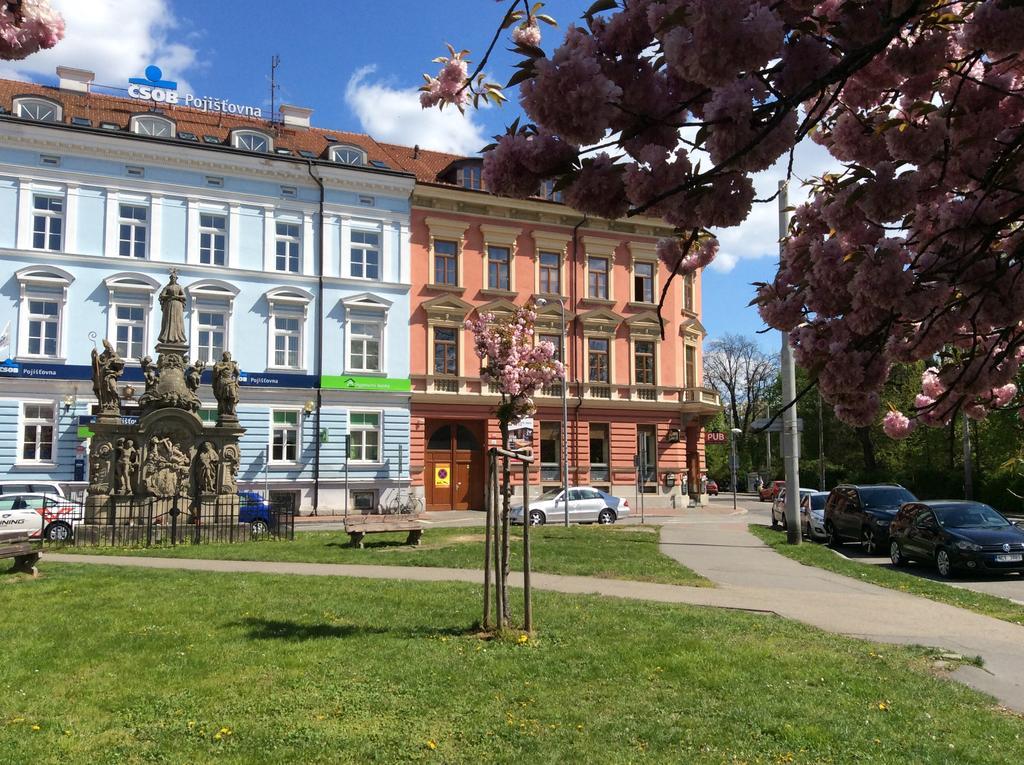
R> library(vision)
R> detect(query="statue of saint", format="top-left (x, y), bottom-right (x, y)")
top-left (212, 351), bottom-right (240, 418)
top-left (91, 339), bottom-right (125, 414)
top-left (186, 359), bottom-right (205, 393)
top-left (115, 438), bottom-right (140, 495)
top-left (196, 441), bottom-right (219, 494)
top-left (157, 269), bottom-right (187, 345)
top-left (139, 355), bottom-right (158, 393)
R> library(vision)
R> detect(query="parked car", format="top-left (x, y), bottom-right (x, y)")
top-left (0, 495), bottom-right (47, 540)
top-left (509, 487), bottom-right (629, 526)
top-left (823, 484), bottom-right (918, 554)
top-left (0, 480), bottom-right (65, 498)
top-left (706, 479), bottom-right (719, 496)
top-left (237, 491), bottom-right (274, 536)
top-left (889, 501), bottom-right (1024, 578)
top-left (800, 492), bottom-right (832, 541)
top-left (0, 492), bottom-right (82, 541)
top-left (771, 488), bottom-right (816, 529)
top-left (759, 480), bottom-right (784, 502)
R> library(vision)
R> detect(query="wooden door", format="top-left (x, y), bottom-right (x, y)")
top-left (453, 458), bottom-right (473, 511)
top-left (424, 422), bottom-right (484, 511)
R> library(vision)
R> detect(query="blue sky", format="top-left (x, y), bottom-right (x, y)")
top-left (0, 0), bottom-right (842, 349)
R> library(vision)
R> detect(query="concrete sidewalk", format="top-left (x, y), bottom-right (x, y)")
top-left (44, 519), bottom-right (1024, 712)
top-left (658, 520), bottom-right (1024, 712)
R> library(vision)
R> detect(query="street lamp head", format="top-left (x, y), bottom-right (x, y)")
top-left (730, 428), bottom-right (742, 435)
top-left (533, 297), bottom-right (548, 307)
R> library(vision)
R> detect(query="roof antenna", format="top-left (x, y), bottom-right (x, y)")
top-left (270, 54), bottom-right (281, 125)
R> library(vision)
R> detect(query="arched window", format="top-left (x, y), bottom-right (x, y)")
top-left (330, 145), bottom-right (366, 166)
top-left (16, 266), bottom-right (74, 360)
top-left (13, 97), bottom-right (62, 123)
top-left (231, 130), bottom-right (272, 153)
top-left (130, 114), bottom-right (175, 138)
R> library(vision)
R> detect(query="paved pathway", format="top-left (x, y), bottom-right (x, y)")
top-left (44, 513), bottom-right (1024, 713)
top-left (658, 520), bottom-right (1024, 712)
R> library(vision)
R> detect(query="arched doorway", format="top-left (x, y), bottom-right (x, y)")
top-left (424, 421), bottom-right (484, 511)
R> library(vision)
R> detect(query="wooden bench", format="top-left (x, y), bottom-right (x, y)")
top-left (0, 533), bottom-right (40, 577)
top-left (344, 514), bottom-right (423, 549)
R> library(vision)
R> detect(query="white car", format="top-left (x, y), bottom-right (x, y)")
top-left (509, 487), bottom-right (629, 526)
top-left (0, 480), bottom-right (65, 498)
top-left (0, 493), bottom-right (83, 541)
top-left (771, 488), bottom-right (817, 529)
top-left (800, 491), bottom-right (831, 541)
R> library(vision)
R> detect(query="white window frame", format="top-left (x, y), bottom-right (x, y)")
top-left (103, 273), bottom-right (159, 364)
top-left (348, 409), bottom-right (382, 464)
top-left (24, 297), bottom-right (61, 359)
top-left (266, 287), bottom-right (313, 371)
top-left (330, 145), bottom-right (366, 165)
top-left (195, 309), bottom-right (228, 365)
top-left (271, 314), bottom-right (302, 370)
top-left (17, 400), bottom-right (57, 466)
top-left (117, 202), bottom-right (149, 259)
top-left (349, 227), bottom-right (382, 280)
top-left (111, 302), bottom-right (148, 360)
top-left (348, 320), bottom-right (383, 373)
top-left (16, 266), bottom-right (73, 362)
top-left (14, 96), bottom-right (62, 123)
top-left (275, 220), bottom-right (301, 273)
top-left (269, 409), bottom-right (300, 465)
top-left (187, 280), bottom-right (239, 361)
top-left (32, 193), bottom-right (65, 252)
top-left (232, 129), bottom-right (272, 153)
top-left (129, 114), bottom-right (175, 138)
top-left (199, 211), bottom-right (227, 266)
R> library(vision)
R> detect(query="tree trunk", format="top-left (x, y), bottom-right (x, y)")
top-left (856, 426), bottom-right (877, 475)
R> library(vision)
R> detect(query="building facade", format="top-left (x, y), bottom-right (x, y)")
top-left (0, 69), bottom-right (416, 514)
top-left (390, 150), bottom-right (722, 511)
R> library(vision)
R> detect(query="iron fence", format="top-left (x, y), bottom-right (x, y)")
top-left (34, 492), bottom-right (295, 549)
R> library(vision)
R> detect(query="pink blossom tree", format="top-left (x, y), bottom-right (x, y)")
top-left (1, 0), bottom-right (64, 60)
top-left (465, 302), bottom-right (563, 630)
top-left (424, 0), bottom-right (1024, 436)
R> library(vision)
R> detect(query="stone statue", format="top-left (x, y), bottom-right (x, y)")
top-left (88, 440), bottom-right (114, 495)
top-left (196, 441), bottom-right (219, 494)
top-left (141, 434), bottom-right (193, 496)
top-left (220, 443), bottom-right (239, 493)
top-left (115, 438), bottom-right (140, 495)
top-left (186, 359), bottom-right (205, 395)
top-left (91, 339), bottom-right (125, 415)
top-left (157, 269), bottom-right (187, 345)
top-left (139, 355), bottom-right (158, 393)
top-left (212, 352), bottom-right (240, 419)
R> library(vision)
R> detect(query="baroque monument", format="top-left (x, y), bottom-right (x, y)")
top-left (84, 269), bottom-right (245, 537)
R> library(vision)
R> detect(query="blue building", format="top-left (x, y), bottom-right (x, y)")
top-left (0, 66), bottom-right (416, 514)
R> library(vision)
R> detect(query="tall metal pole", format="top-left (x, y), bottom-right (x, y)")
top-left (779, 181), bottom-right (801, 544)
top-left (729, 433), bottom-right (738, 511)
top-left (818, 389), bottom-right (826, 491)
top-left (765, 403), bottom-right (771, 472)
top-left (560, 300), bottom-right (569, 527)
top-left (963, 414), bottom-right (973, 500)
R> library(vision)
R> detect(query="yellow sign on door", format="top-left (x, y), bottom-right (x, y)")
top-left (434, 464), bottom-right (451, 487)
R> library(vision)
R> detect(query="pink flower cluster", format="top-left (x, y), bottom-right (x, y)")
top-left (0, 0), bottom-right (64, 60)
top-left (512, 21), bottom-right (541, 48)
top-left (420, 50), bottom-right (469, 110)
top-left (465, 304), bottom-right (564, 421)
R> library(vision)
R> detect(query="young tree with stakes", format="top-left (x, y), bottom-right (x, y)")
top-left (423, 0), bottom-right (1024, 440)
top-left (465, 303), bottom-right (563, 631)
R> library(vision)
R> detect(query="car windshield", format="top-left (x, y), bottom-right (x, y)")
top-left (538, 488), bottom-right (563, 501)
top-left (859, 487), bottom-right (916, 508)
top-left (935, 504), bottom-right (1010, 529)
top-left (809, 495), bottom-right (828, 511)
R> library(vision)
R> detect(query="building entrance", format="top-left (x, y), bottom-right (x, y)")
top-left (424, 421), bottom-right (484, 511)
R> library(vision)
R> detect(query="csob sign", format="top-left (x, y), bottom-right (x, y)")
top-left (128, 66), bottom-right (263, 117)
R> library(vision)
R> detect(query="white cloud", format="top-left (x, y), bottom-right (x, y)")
top-left (709, 139), bottom-right (838, 273)
top-left (345, 66), bottom-right (488, 156)
top-left (0, 0), bottom-right (198, 93)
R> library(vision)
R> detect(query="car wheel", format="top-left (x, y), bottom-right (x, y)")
top-left (770, 510), bottom-right (779, 529)
top-left (528, 510), bottom-right (545, 526)
top-left (597, 509), bottom-right (616, 525)
top-left (890, 540), bottom-right (906, 567)
top-left (936, 548), bottom-right (955, 578)
top-left (250, 519), bottom-right (271, 537)
top-left (861, 527), bottom-right (879, 555)
top-left (780, 513), bottom-right (788, 531)
top-left (44, 521), bottom-right (72, 542)
top-left (825, 521), bottom-right (839, 548)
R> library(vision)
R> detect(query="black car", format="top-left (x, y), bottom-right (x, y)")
top-left (889, 501), bottom-right (1024, 578)
top-left (823, 484), bottom-right (918, 554)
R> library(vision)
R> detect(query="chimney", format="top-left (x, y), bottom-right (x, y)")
top-left (279, 104), bottom-right (312, 129)
top-left (57, 66), bottom-right (95, 93)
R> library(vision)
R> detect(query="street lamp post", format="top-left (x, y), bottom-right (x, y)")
top-left (729, 427), bottom-right (742, 510)
top-left (535, 297), bottom-right (570, 527)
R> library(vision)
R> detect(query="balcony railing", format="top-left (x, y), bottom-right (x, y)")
top-left (433, 377), bottom-right (459, 393)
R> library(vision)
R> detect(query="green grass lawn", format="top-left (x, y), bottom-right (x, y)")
top-left (1, 564), bottom-right (1022, 764)
top-left (749, 524), bottom-right (1024, 626)
top-left (54, 524), bottom-right (708, 587)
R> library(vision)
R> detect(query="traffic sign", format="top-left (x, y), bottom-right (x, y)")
top-left (750, 417), bottom-right (804, 433)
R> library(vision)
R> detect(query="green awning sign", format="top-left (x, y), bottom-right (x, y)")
top-left (320, 375), bottom-right (411, 392)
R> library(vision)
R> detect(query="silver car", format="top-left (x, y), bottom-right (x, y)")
top-left (771, 487), bottom-right (816, 529)
top-left (509, 487), bottom-right (629, 526)
top-left (800, 491), bottom-right (831, 541)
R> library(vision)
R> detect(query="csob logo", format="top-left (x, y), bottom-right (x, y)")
top-left (128, 65), bottom-right (179, 104)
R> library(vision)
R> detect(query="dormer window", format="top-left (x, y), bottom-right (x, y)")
top-left (14, 97), bottom-right (62, 123)
top-left (231, 130), bottom-right (272, 153)
top-left (456, 163), bottom-right (483, 190)
top-left (130, 114), bottom-right (175, 138)
top-left (539, 179), bottom-right (564, 203)
top-left (330, 145), bottom-right (366, 166)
